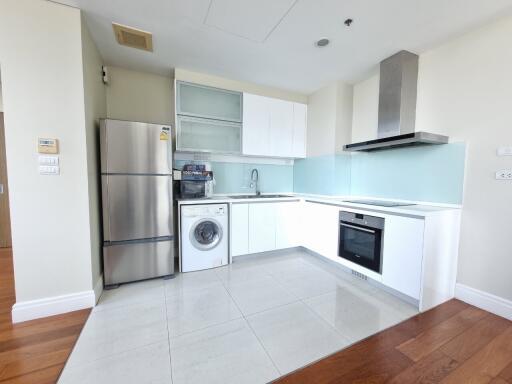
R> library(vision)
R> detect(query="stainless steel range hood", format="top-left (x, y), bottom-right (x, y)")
top-left (344, 51), bottom-right (448, 152)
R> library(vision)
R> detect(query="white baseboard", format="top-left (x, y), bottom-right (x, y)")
top-left (455, 283), bottom-right (512, 320)
top-left (11, 290), bottom-right (96, 323)
top-left (93, 275), bottom-right (104, 303)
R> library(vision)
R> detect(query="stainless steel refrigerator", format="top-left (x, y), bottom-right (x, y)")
top-left (100, 119), bottom-right (174, 287)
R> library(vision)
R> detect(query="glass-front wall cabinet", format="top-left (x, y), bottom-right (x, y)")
top-left (176, 81), bottom-right (242, 153)
top-left (176, 116), bottom-right (242, 154)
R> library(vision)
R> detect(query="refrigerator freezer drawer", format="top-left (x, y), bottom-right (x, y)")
top-left (103, 239), bottom-right (175, 286)
top-left (100, 119), bottom-right (172, 175)
top-left (102, 174), bottom-right (173, 242)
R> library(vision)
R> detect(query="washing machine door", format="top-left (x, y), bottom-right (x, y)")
top-left (190, 218), bottom-right (223, 251)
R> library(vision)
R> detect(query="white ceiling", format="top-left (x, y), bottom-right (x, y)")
top-left (55, 0), bottom-right (512, 94)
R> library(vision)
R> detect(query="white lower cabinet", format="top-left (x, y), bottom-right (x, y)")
top-left (230, 203), bottom-right (249, 257)
top-left (275, 201), bottom-right (301, 249)
top-left (228, 199), bottom-right (458, 311)
top-left (381, 216), bottom-right (425, 300)
top-left (248, 203), bottom-right (277, 254)
top-left (230, 201), bottom-right (301, 257)
top-left (303, 202), bottom-right (339, 259)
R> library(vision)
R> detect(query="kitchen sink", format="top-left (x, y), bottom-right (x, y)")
top-left (228, 194), bottom-right (293, 199)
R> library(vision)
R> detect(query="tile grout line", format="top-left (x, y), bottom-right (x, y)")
top-left (299, 294), bottom-right (356, 345)
top-left (63, 285), bottom-right (170, 370)
top-left (162, 280), bottom-right (174, 384)
top-left (164, 252), bottom-right (417, 378)
top-left (216, 271), bottom-right (284, 377)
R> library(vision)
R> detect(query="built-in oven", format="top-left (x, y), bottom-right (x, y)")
top-left (338, 211), bottom-right (385, 274)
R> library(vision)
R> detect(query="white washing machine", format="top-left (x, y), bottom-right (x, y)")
top-left (180, 204), bottom-right (229, 272)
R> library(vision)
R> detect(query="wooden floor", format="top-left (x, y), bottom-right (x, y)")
top-left (0, 248), bottom-right (90, 384)
top-left (275, 299), bottom-right (512, 384)
top-left (1, 246), bottom-right (511, 384)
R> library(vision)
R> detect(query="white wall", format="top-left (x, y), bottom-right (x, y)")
top-left (0, 0), bottom-right (95, 306)
top-left (335, 81), bottom-right (354, 152)
top-left (0, 81), bottom-right (3, 112)
top-left (106, 67), bottom-right (173, 125)
top-left (352, 74), bottom-right (379, 143)
top-left (306, 81), bottom-right (353, 156)
top-left (352, 16), bottom-right (512, 302)
top-left (81, 16), bottom-right (107, 297)
top-left (175, 68), bottom-right (307, 104)
top-left (306, 84), bottom-right (337, 157)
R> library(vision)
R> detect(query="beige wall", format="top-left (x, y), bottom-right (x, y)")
top-left (0, 81), bottom-right (3, 112)
top-left (81, 15), bottom-right (107, 296)
top-left (351, 16), bottom-right (512, 301)
top-left (175, 68), bottom-right (307, 104)
top-left (0, 0), bottom-right (95, 302)
top-left (106, 67), bottom-right (173, 125)
top-left (307, 81), bottom-right (353, 157)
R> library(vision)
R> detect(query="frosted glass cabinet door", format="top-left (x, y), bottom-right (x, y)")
top-left (177, 116), bottom-right (242, 153)
top-left (177, 81), bottom-right (243, 122)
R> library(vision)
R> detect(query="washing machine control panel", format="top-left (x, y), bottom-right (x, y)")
top-left (182, 204), bottom-right (227, 217)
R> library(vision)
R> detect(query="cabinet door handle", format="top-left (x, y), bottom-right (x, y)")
top-left (0, 184), bottom-right (4, 194)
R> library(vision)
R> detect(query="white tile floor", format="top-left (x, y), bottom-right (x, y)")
top-left (58, 249), bottom-right (418, 384)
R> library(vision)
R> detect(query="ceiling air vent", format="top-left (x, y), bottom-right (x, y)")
top-left (112, 23), bottom-right (153, 52)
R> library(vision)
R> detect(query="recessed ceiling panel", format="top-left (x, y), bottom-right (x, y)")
top-left (205, 0), bottom-right (297, 42)
top-left (55, 0), bottom-right (512, 93)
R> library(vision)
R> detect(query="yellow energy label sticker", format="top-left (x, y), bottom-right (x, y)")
top-left (160, 127), bottom-right (170, 141)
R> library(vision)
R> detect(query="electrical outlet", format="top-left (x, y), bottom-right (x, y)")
top-left (497, 146), bottom-right (512, 156)
top-left (495, 170), bottom-right (512, 180)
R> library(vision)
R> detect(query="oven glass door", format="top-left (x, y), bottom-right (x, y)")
top-left (339, 222), bottom-right (382, 273)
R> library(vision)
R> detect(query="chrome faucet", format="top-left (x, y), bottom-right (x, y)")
top-left (250, 168), bottom-right (260, 196)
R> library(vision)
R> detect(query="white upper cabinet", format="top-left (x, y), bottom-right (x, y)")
top-left (242, 92), bottom-right (307, 158)
top-left (242, 93), bottom-right (271, 156)
top-left (269, 99), bottom-right (294, 157)
top-left (292, 103), bottom-right (307, 158)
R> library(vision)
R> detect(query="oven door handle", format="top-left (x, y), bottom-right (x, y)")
top-left (340, 222), bottom-right (376, 234)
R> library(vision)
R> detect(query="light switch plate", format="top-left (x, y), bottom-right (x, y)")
top-left (39, 165), bottom-right (60, 175)
top-left (38, 155), bottom-right (59, 166)
top-left (495, 170), bottom-right (512, 180)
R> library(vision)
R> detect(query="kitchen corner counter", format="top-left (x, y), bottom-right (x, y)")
top-left (176, 194), bottom-right (461, 218)
top-left (299, 195), bottom-right (461, 218)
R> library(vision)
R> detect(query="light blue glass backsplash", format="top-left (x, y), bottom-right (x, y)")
top-left (177, 142), bottom-right (465, 204)
top-left (293, 155), bottom-right (351, 195)
top-left (350, 142), bottom-right (466, 204)
top-left (175, 160), bottom-right (294, 194)
top-left (294, 142), bottom-right (466, 204)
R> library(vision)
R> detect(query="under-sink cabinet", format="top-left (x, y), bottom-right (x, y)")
top-left (230, 201), bottom-right (301, 257)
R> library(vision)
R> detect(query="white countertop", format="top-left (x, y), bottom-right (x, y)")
top-left (177, 194), bottom-right (460, 218)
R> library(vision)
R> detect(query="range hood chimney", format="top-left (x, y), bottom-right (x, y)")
top-left (344, 50), bottom-right (448, 152)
